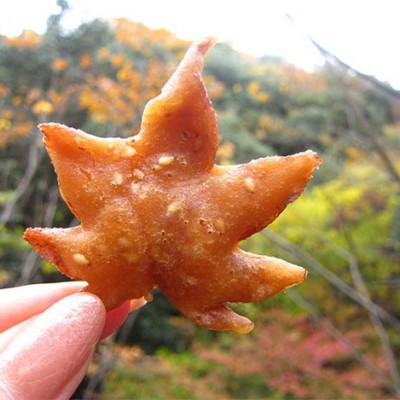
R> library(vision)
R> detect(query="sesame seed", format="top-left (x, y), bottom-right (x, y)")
top-left (244, 177), bottom-right (255, 193)
top-left (73, 253), bottom-right (89, 265)
top-left (214, 218), bottom-right (226, 234)
top-left (132, 168), bottom-right (144, 180)
top-left (111, 172), bottom-right (123, 185)
top-left (166, 202), bottom-right (181, 216)
top-left (157, 155), bottom-right (175, 166)
top-left (186, 276), bottom-right (198, 285)
top-left (121, 146), bottom-right (137, 158)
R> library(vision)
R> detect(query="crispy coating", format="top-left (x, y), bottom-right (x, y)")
top-left (24, 38), bottom-right (322, 333)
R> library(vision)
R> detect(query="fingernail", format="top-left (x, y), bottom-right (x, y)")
top-left (100, 300), bottom-right (130, 340)
top-left (0, 292), bottom-right (106, 400)
top-left (129, 297), bottom-right (147, 312)
top-left (100, 298), bottom-right (147, 341)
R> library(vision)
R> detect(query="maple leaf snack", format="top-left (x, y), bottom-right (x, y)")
top-left (24, 38), bottom-right (322, 333)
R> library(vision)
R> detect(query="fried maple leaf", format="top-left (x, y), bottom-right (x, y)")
top-left (24, 38), bottom-right (322, 333)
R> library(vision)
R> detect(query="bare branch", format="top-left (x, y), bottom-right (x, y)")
top-left (16, 251), bottom-right (39, 286)
top-left (0, 136), bottom-right (43, 226)
top-left (17, 185), bottom-right (59, 285)
top-left (331, 241), bottom-right (400, 397)
top-left (285, 13), bottom-right (400, 188)
top-left (345, 90), bottom-right (400, 188)
top-left (262, 230), bottom-right (400, 332)
top-left (285, 13), bottom-right (400, 104)
top-left (287, 290), bottom-right (394, 394)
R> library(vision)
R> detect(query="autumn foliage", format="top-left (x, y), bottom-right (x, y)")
top-left (196, 310), bottom-right (389, 399)
top-left (0, 18), bottom-right (188, 148)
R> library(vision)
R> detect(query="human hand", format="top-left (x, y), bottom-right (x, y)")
top-left (0, 282), bottom-right (145, 399)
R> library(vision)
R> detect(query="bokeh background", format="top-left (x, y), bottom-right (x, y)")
top-left (1, 1), bottom-right (399, 398)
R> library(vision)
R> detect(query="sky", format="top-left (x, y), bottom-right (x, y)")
top-left (1, 0), bottom-right (399, 88)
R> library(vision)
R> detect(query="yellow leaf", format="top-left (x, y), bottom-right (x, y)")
top-left (0, 118), bottom-right (11, 129)
top-left (80, 54), bottom-right (92, 70)
top-left (51, 58), bottom-right (69, 72)
top-left (3, 30), bottom-right (41, 48)
top-left (33, 100), bottom-right (53, 115)
top-left (0, 83), bottom-right (9, 97)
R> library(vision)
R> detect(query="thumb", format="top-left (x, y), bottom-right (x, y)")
top-left (0, 292), bottom-right (106, 400)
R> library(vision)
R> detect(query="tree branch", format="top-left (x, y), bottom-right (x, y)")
top-left (287, 290), bottom-right (394, 394)
top-left (17, 185), bottom-right (59, 285)
top-left (0, 136), bottom-right (43, 226)
top-left (286, 290), bottom-right (395, 394)
top-left (331, 240), bottom-right (400, 398)
top-left (285, 13), bottom-right (400, 104)
top-left (262, 230), bottom-right (400, 332)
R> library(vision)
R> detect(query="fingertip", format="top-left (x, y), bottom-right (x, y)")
top-left (0, 292), bottom-right (107, 400)
top-left (100, 297), bottom-right (147, 340)
top-left (100, 300), bottom-right (130, 340)
top-left (0, 281), bottom-right (89, 333)
top-left (73, 292), bottom-right (107, 337)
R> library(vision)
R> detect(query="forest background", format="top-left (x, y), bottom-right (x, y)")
top-left (1, 2), bottom-right (400, 399)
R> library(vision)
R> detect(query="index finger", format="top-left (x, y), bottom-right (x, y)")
top-left (0, 281), bottom-right (87, 333)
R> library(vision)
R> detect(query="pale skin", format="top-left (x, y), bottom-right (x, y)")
top-left (0, 281), bottom-right (145, 400)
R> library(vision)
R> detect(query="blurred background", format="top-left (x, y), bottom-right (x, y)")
top-left (1, 0), bottom-right (399, 398)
